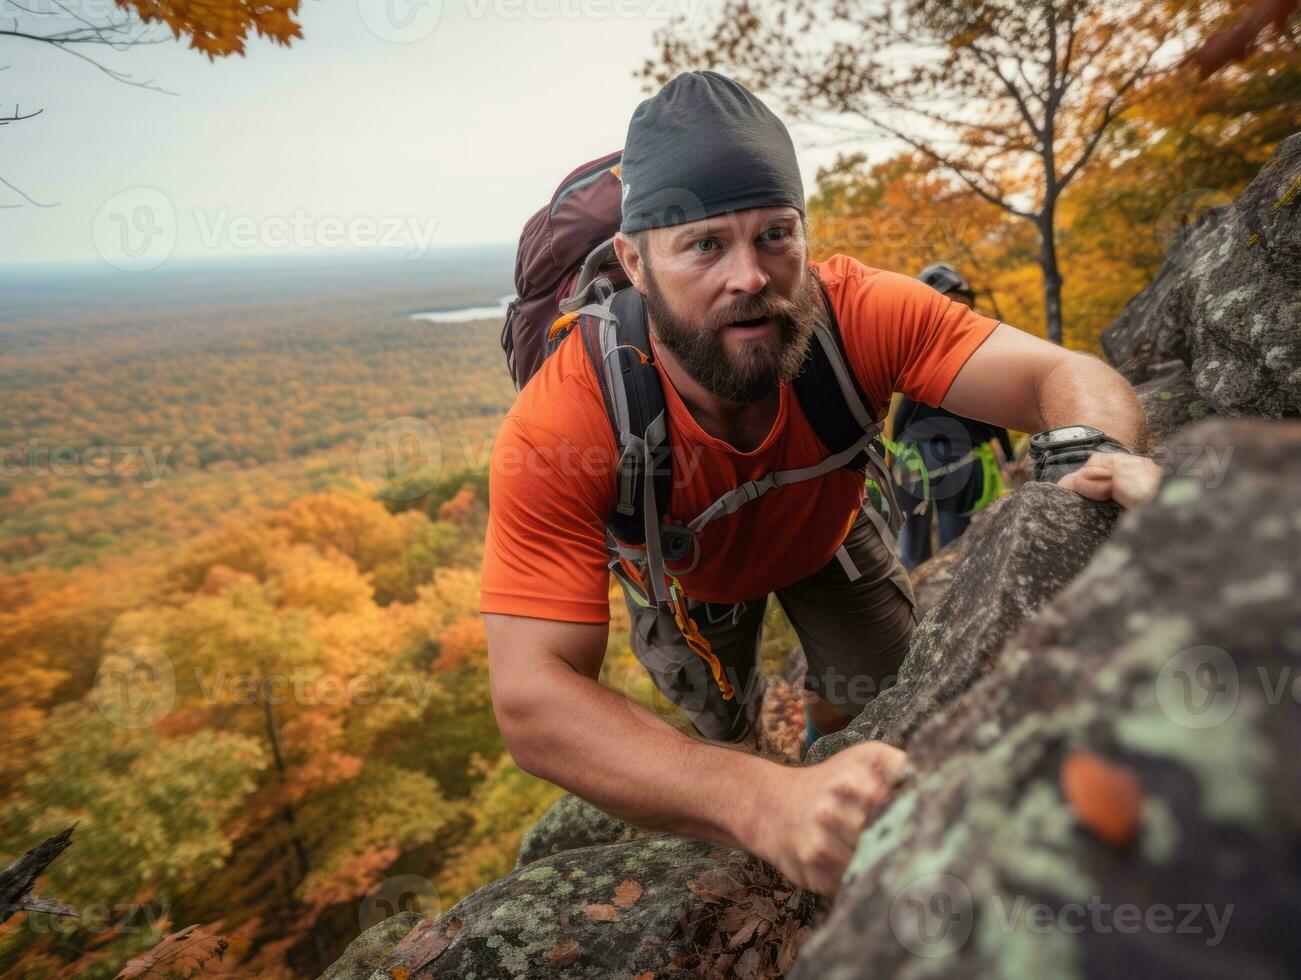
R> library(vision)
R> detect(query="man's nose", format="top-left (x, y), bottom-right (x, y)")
top-left (723, 242), bottom-right (769, 296)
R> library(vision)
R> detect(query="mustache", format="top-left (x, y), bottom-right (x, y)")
top-left (708, 291), bottom-right (801, 329)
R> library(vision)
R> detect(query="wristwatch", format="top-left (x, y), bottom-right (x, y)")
top-left (1029, 425), bottom-right (1131, 483)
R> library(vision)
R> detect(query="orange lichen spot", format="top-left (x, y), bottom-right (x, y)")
top-left (1061, 748), bottom-right (1144, 848)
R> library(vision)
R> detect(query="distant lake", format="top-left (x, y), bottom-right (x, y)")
top-left (411, 294), bottom-right (514, 324)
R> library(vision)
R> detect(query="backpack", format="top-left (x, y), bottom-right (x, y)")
top-left (501, 152), bottom-right (904, 699)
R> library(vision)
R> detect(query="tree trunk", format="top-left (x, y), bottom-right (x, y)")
top-left (1038, 207), bottom-right (1065, 345)
top-left (261, 684), bottom-right (330, 971)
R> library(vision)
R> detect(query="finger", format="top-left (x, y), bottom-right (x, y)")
top-left (815, 802), bottom-right (871, 854)
top-left (832, 744), bottom-right (905, 812)
top-left (1057, 466), bottom-right (1112, 500)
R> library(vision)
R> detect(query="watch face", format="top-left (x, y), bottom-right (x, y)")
top-left (1033, 425), bottom-right (1101, 452)
top-left (1052, 425), bottom-right (1094, 444)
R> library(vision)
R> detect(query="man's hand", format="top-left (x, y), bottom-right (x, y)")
top-left (1057, 451), bottom-right (1162, 510)
top-left (747, 741), bottom-right (906, 896)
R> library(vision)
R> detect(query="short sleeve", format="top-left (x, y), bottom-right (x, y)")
top-left (480, 413), bottom-right (616, 624)
top-left (821, 256), bottom-right (1001, 411)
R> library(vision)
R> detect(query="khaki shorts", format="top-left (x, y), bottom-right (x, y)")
top-left (620, 502), bottom-right (919, 743)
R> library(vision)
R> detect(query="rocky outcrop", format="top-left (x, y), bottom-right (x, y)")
top-left (793, 418), bottom-right (1301, 977)
top-left (807, 484), bottom-right (1118, 763)
top-left (1102, 132), bottom-right (1300, 420)
top-left (319, 480), bottom-right (1125, 978)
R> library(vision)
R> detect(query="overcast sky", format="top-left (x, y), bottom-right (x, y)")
top-left (1, 0), bottom-right (861, 268)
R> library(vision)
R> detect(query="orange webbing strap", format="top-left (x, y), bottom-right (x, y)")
top-left (667, 577), bottom-right (734, 701)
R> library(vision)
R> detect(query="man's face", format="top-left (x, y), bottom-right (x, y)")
top-left (626, 207), bottom-right (823, 405)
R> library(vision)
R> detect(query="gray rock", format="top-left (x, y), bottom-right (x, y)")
top-left (792, 419), bottom-right (1301, 978)
top-left (514, 794), bottom-right (638, 870)
top-left (318, 911), bottom-right (423, 980)
top-left (343, 835), bottom-right (816, 978)
top-left (1101, 133), bottom-right (1301, 418)
top-left (1134, 359), bottom-right (1216, 444)
top-left (807, 483), bottom-right (1119, 762)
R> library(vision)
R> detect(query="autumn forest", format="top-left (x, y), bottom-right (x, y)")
top-left (2, 0), bottom-right (1296, 975)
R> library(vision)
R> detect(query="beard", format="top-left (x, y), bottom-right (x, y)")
top-left (640, 262), bottom-right (823, 405)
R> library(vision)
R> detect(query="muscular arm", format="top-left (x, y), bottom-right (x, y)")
top-left (486, 612), bottom-right (772, 849)
top-left (940, 323), bottom-right (1147, 449)
top-left (486, 612), bottom-right (905, 894)
top-left (938, 322), bottom-right (1161, 507)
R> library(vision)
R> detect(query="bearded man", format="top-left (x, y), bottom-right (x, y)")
top-left (481, 71), bottom-right (1160, 895)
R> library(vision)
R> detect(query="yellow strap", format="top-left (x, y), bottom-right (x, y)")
top-left (668, 578), bottom-right (734, 700)
top-left (548, 310), bottom-right (580, 341)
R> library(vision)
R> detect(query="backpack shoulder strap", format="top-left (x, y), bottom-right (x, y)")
top-left (791, 273), bottom-right (878, 465)
top-left (577, 285), bottom-right (676, 603)
top-left (789, 272), bottom-right (906, 537)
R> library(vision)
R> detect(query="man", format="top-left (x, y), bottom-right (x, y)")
top-left (482, 71), bottom-right (1160, 897)
top-left (891, 263), bottom-right (1017, 570)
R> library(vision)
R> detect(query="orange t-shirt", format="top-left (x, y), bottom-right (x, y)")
top-left (480, 254), bottom-right (1000, 623)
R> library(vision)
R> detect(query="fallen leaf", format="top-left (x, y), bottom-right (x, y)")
top-left (691, 868), bottom-right (745, 900)
top-left (776, 926), bottom-right (812, 973)
top-left (547, 939), bottom-right (581, 967)
top-left (1061, 748), bottom-right (1144, 848)
top-left (686, 880), bottom-right (720, 904)
top-left (581, 903), bottom-right (620, 922)
top-left (734, 947), bottom-right (761, 979)
top-left (725, 916), bottom-right (761, 950)
top-left (633, 973), bottom-right (654, 980)
top-left (717, 905), bottom-right (750, 932)
top-left (613, 878), bottom-right (644, 908)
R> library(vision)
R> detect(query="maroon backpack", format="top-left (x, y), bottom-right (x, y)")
top-left (499, 150), bottom-right (626, 389)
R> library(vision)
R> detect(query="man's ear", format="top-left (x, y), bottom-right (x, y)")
top-left (613, 232), bottom-right (646, 293)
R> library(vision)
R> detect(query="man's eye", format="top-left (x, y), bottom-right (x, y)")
top-left (761, 227), bottom-right (790, 242)
top-left (692, 238), bottom-right (720, 253)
